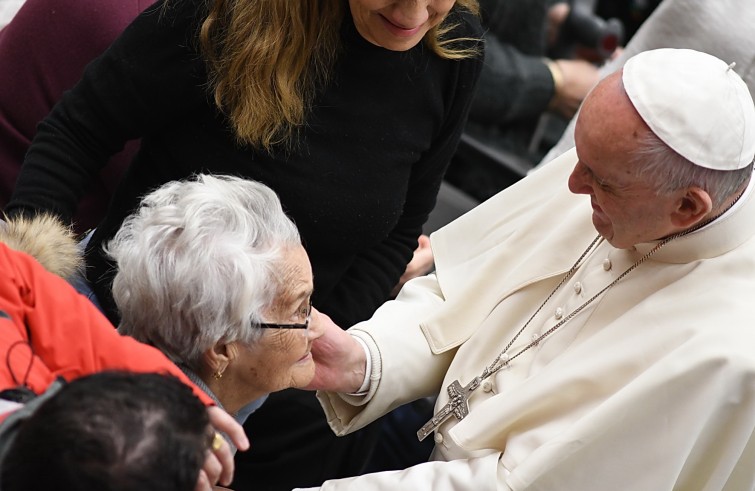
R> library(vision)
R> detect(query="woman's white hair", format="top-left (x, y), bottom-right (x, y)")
top-left (105, 174), bottom-right (300, 369)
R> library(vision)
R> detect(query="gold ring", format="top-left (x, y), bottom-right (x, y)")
top-left (211, 432), bottom-right (224, 451)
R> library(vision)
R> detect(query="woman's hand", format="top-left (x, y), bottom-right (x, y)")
top-left (391, 234), bottom-right (434, 297)
top-left (195, 406), bottom-right (251, 490)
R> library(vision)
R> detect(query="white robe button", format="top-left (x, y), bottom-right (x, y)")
top-left (434, 433), bottom-right (444, 444)
top-left (555, 307), bottom-right (564, 320)
top-left (482, 380), bottom-right (493, 393)
top-left (603, 258), bottom-right (612, 271)
top-left (574, 282), bottom-right (583, 294)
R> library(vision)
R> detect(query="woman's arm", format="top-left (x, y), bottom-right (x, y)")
top-left (4, 0), bottom-right (207, 222)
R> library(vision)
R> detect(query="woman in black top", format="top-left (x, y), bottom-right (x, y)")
top-left (5, 0), bottom-right (483, 488)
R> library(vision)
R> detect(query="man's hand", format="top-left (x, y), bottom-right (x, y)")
top-left (548, 58), bottom-right (600, 119)
top-left (306, 309), bottom-right (368, 394)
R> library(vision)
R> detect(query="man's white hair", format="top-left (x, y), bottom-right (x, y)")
top-left (633, 131), bottom-right (753, 208)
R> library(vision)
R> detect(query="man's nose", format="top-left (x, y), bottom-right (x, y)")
top-left (568, 161), bottom-right (592, 195)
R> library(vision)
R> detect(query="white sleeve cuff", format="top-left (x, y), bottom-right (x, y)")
top-left (347, 335), bottom-right (372, 396)
top-left (336, 330), bottom-right (381, 406)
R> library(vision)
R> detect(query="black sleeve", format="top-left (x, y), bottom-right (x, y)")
top-left (470, 35), bottom-right (555, 125)
top-left (470, 0), bottom-right (555, 125)
top-left (5, 0), bottom-right (208, 222)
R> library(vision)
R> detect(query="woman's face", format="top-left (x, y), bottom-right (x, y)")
top-left (230, 246), bottom-right (324, 395)
top-left (348, 0), bottom-right (456, 51)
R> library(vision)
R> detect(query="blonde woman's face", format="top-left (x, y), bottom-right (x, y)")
top-left (348, 0), bottom-right (456, 51)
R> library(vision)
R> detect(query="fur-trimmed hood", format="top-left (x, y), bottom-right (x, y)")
top-left (0, 214), bottom-right (82, 280)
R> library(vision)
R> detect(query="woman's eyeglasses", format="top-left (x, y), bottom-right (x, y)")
top-left (257, 299), bottom-right (312, 330)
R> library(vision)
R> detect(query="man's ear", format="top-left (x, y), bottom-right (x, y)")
top-left (671, 187), bottom-right (713, 229)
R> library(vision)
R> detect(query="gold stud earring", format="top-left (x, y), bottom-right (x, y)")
top-left (213, 370), bottom-right (224, 380)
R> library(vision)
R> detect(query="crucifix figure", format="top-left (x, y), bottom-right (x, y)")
top-left (417, 377), bottom-right (482, 441)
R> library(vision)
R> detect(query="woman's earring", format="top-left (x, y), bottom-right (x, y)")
top-left (213, 369), bottom-right (224, 380)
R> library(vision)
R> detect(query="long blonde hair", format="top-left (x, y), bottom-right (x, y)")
top-left (199, 0), bottom-right (480, 150)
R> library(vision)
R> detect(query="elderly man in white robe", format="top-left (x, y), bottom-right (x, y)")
top-left (299, 48), bottom-right (755, 491)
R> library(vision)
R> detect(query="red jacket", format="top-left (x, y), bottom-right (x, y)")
top-left (0, 242), bottom-right (212, 405)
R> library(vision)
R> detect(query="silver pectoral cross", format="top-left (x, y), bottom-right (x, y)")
top-left (417, 376), bottom-right (482, 441)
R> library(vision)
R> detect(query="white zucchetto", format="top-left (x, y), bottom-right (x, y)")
top-left (623, 48), bottom-right (755, 171)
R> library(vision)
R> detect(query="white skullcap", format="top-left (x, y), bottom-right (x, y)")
top-left (623, 48), bottom-right (755, 170)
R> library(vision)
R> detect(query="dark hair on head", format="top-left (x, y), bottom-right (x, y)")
top-left (0, 371), bottom-right (209, 491)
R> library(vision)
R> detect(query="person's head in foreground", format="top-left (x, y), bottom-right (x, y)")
top-left (106, 175), bottom-right (325, 418)
top-left (568, 48), bottom-right (755, 248)
top-left (0, 372), bottom-right (210, 491)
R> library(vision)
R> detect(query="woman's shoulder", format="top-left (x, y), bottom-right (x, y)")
top-left (446, 4), bottom-right (485, 40)
top-left (136, 0), bottom-right (209, 32)
top-left (436, 5), bottom-right (484, 64)
top-left (109, 0), bottom-right (210, 61)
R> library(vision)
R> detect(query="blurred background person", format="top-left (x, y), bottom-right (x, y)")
top-left (540, 0), bottom-right (755, 167)
top-left (0, 0), bottom-right (151, 234)
top-left (444, 0), bottom-right (610, 202)
top-left (0, 0), bottom-right (24, 28)
top-left (540, 0), bottom-right (755, 165)
top-left (593, 0), bottom-right (661, 42)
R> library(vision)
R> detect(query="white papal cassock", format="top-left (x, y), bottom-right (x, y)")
top-left (304, 148), bottom-right (755, 491)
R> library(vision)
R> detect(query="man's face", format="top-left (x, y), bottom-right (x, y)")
top-left (568, 72), bottom-right (679, 249)
top-left (567, 156), bottom-right (676, 249)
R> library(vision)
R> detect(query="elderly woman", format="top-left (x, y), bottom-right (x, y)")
top-left (105, 174), bottom-right (324, 426)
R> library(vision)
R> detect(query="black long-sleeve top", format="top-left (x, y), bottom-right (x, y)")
top-left (6, 0), bottom-right (483, 327)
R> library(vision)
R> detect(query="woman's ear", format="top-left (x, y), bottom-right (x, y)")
top-left (202, 343), bottom-right (239, 379)
top-left (671, 187), bottom-right (713, 229)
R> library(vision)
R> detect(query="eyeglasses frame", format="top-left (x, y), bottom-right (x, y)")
top-left (256, 298), bottom-right (312, 330)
